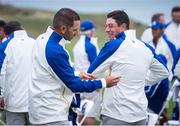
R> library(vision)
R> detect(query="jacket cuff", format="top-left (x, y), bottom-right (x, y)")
top-left (74, 71), bottom-right (80, 76)
top-left (101, 78), bottom-right (107, 88)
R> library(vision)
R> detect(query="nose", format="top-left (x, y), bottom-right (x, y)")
top-left (105, 26), bottom-right (110, 32)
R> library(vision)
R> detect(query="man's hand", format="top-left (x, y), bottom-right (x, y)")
top-left (79, 72), bottom-right (96, 80)
top-left (0, 96), bottom-right (4, 111)
top-left (105, 76), bottom-right (120, 88)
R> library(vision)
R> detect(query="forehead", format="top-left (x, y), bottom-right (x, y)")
top-left (106, 18), bottom-right (117, 25)
top-left (152, 29), bottom-right (163, 32)
top-left (72, 20), bottom-right (80, 29)
top-left (172, 11), bottom-right (180, 16)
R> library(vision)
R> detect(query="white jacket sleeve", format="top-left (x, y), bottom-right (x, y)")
top-left (145, 58), bottom-right (169, 85)
top-left (92, 60), bottom-right (112, 79)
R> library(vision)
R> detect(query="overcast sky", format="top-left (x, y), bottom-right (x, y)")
top-left (1, 0), bottom-right (179, 25)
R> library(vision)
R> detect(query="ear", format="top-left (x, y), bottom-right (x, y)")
top-left (59, 25), bottom-right (67, 34)
top-left (120, 23), bottom-right (127, 31)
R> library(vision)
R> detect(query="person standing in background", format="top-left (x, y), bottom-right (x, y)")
top-left (165, 6), bottom-right (180, 49)
top-left (0, 20), bottom-right (6, 44)
top-left (147, 21), bottom-right (176, 80)
top-left (73, 20), bottom-right (100, 125)
top-left (0, 20), bottom-right (6, 98)
top-left (0, 21), bottom-right (35, 125)
top-left (141, 13), bottom-right (165, 43)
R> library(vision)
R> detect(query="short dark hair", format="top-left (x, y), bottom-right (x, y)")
top-left (151, 13), bottom-right (164, 23)
top-left (107, 10), bottom-right (129, 29)
top-left (172, 6), bottom-right (180, 14)
top-left (0, 20), bottom-right (6, 28)
top-left (4, 21), bottom-right (22, 36)
top-left (53, 8), bottom-right (80, 28)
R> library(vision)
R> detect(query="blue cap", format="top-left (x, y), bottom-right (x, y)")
top-left (80, 20), bottom-right (96, 31)
top-left (151, 21), bottom-right (165, 29)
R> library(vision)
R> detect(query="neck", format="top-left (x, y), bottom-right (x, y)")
top-left (153, 38), bottom-right (159, 47)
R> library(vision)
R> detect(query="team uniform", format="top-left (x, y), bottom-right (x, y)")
top-left (88, 30), bottom-right (169, 124)
top-left (147, 34), bottom-right (176, 80)
top-left (29, 27), bottom-right (106, 124)
top-left (165, 22), bottom-right (180, 49)
top-left (0, 30), bottom-right (35, 125)
top-left (141, 28), bottom-right (153, 43)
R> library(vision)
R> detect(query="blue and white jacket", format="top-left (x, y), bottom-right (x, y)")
top-left (88, 30), bottom-right (169, 122)
top-left (73, 35), bottom-right (99, 72)
top-left (0, 30), bottom-right (35, 112)
top-left (165, 21), bottom-right (180, 49)
top-left (147, 34), bottom-right (176, 80)
top-left (29, 27), bottom-right (106, 124)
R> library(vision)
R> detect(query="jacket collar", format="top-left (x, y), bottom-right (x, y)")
top-left (46, 26), bottom-right (70, 48)
top-left (13, 30), bottom-right (28, 38)
top-left (115, 31), bottom-right (125, 40)
top-left (115, 29), bottom-right (136, 40)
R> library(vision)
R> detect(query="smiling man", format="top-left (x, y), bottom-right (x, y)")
top-left (28, 8), bottom-right (120, 125)
top-left (88, 10), bottom-right (169, 125)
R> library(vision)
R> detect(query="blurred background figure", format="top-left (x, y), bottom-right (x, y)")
top-left (73, 20), bottom-right (99, 71)
top-left (0, 21), bottom-right (35, 125)
top-left (146, 21), bottom-right (176, 80)
top-left (0, 20), bottom-right (6, 44)
top-left (165, 6), bottom-right (180, 49)
top-left (141, 13), bottom-right (165, 43)
top-left (73, 20), bottom-right (100, 125)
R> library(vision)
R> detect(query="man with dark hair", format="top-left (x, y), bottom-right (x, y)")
top-left (165, 6), bottom-right (180, 49)
top-left (87, 10), bottom-right (169, 125)
top-left (141, 13), bottom-right (165, 43)
top-left (0, 20), bottom-right (6, 43)
top-left (0, 21), bottom-right (35, 125)
top-left (4, 21), bottom-right (22, 36)
top-left (151, 13), bottom-right (165, 23)
top-left (29, 8), bottom-right (120, 125)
